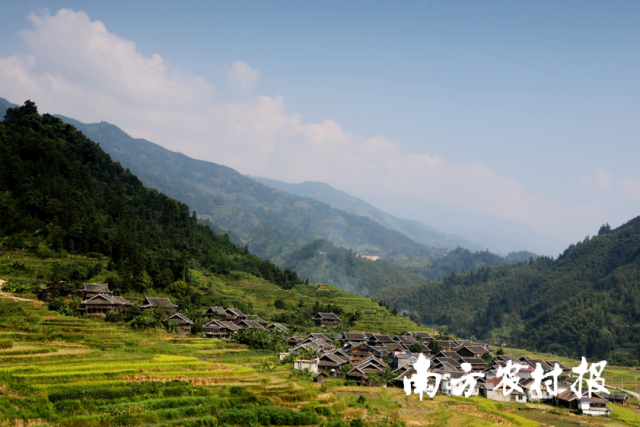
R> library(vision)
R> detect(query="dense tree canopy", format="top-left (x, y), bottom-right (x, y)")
top-left (378, 220), bottom-right (640, 365)
top-left (0, 101), bottom-right (303, 292)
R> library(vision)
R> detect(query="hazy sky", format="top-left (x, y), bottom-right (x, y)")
top-left (1, 1), bottom-right (639, 244)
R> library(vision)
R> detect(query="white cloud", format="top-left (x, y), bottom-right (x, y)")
top-left (0, 9), bottom-right (611, 242)
top-left (227, 61), bottom-right (261, 92)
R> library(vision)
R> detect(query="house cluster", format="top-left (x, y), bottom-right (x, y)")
top-left (286, 331), bottom-right (433, 382)
top-left (288, 331), bottom-right (624, 415)
top-left (202, 306), bottom-right (289, 339)
top-left (68, 283), bottom-right (195, 332)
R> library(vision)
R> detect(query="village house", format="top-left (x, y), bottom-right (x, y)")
top-left (413, 332), bottom-right (434, 344)
top-left (312, 312), bottom-right (342, 327)
top-left (164, 313), bottom-right (194, 334)
top-left (554, 390), bottom-right (611, 416)
top-left (344, 343), bottom-right (385, 361)
top-left (225, 308), bottom-right (247, 324)
top-left (139, 297), bottom-right (178, 313)
top-left (203, 319), bottom-right (241, 339)
top-left (236, 319), bottom-right (266, 330)
top-left (342, 332), bottom-right (366, 346)
top-left (203, 306), bottom-right (227, 321)
top-left (78, 283), bottom-right (112, 299)
top-left (318, 352), bottom-right (351, 375)
top-left (79, 294), bottom-right (133, 315)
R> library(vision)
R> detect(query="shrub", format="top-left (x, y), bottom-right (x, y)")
top-left (2, 282), bottom-right (30, 293)
top-left (274, 300), bottom-right (286, 310)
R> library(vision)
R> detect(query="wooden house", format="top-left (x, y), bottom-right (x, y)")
top-left (607, 393), bottom-right (628, 405)
top-left (342, 332), bottom-right (366, 346)
top-left (203, 306), bottom-right (227, 321)
top-left (394, 334), bottom-right (418, 345)
top-left (456, 345), bottom-right (492, 359)
top-left (438, 340), bottom-right (456, 351)
top-left (139, 297), bottom-right (178, 313)
top-left (311, 312), bottom-right (341, 327)
top-left (368, 333), bottom-right (395, 346)
top-left (458, 357), bottom-right (487, 372)
top-left (318, 352), bottom-right (351, 375)
top-left (78, 283), bottom-right (112, 299)
top-left (165, 313), bottom-right (194, 334)
top-left (203, 319), bottom-right (241, 339)
top-left (225, 308), bottom-right (247, 324)
top-left (413, 332), bottom-right (434, 344)
top-left (344, 343), bottom-right (384, 361)
top-left (79, 294), bottom-right (133, 315)
top-left (236, 319), bottom-right (266, 330)
top-left (287, 336), bottom-right (302, 347)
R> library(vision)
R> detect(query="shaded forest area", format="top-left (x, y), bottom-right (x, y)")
top-left (0, 101), bottom-right (304, 293)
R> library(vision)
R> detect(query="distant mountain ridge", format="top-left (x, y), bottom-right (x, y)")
top-left (50, 115), bottom-right (449, 266)
top-left (248, 176), bottom-right (482, 251)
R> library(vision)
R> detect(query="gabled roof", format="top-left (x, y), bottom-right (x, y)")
top-left (226, 308), bottom-right (246, 318)
top-left (347, 343), bottom-right (384, 355)
top-left (267, 323), bottom-right (289, 334)
top-left (82, 294), bottom-right (132, 306)
top-left (82, 283), bottom-right (110, 293)
top-left (165, 313), bottom-right (193, 324)
top-left (394, 335), bottom-right (417, 344)
top-left (414, 332), bottom-right (433, 339)
top-left (319, 353), bottom-right (350, 366)
top-left (247, 315), bottom-right (268, 325)
top-left (434, 351), bottom-right (460, 359)
top-left (312, 312), bottom-right (342, 321)
top-left (459, 357), bottom-right (486, 365)
top-left (308, 333), bottom-right (331, 341)
top-left (394, 367), bottom-right (417, 381)
top-left (356, 355), bottom-right (387, 369)
top-left (546, 360), bottom-right (571, 371)
top-left (344, 332), bottom-right (366, 341)
top-left (556, 389), bottom-right (580, 402)
top-left (370, 334), bottom-right (394, 343)
top-left (203, 319), bottom-right (241, 331)
top-left (238, 319), bottom-right (266, 330)
top-left (497, 354), bottom-right (520, 364)
top-left (457, 345), bottom-right (491, 355)
top-left (204, 306), bottom-right (227, 316)
top-left (140, 297), bottom-right (178, 308)
top-left (520, 357), bottom-right (552, 371)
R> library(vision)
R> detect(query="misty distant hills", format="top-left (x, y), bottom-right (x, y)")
top-left (49, 115), bottom-right (452, 266)
top-left (248, 176), bottom-right (482, 251)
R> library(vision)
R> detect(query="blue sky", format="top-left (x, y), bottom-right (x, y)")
top-left (1, 1), bottom-right (639, 251)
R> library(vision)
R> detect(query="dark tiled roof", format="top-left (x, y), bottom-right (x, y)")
top-left (204, 306), bottom-right (227, 316)
top-left (226, 308), bottom-right (246, 317)
top-left (82, 294), bottom-right (132, 306)
top-left (371, 334), bottom-right (394, 343)
top-left (140, 297), bottom-right (178, 308)
top-left (165, 313), bottom-right (193, 324)
top-left (313, 312), bottom-right (341, 321)
top-left (344, 332), bottom-right (366, 341)
top-left (83, 283), bottom-right (110, 293)
top-left (239, 320), bottom-right (266, 330)
top-left (414, 332), bottom-right (433, 339)
top-left (395, 335), bottom-right (417, 344)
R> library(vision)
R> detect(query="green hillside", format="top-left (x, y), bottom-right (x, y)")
top-left (0, 101), bottom-right (304, 293)
top-left (248, 176), bottom-right (482, 251)
top-left (52, 115), bottom-right (447, 265)
top-left (377, 219), bottom-right (640, 365)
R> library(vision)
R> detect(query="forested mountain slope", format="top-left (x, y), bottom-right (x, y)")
top-left (378, 220), bottom-right (640, 365)
top-left (0, 101), bottom-right (303, 292)
top-left (52, 115), bottom-right (449, 265)
top-left (248, 176), bottom-right (482, 251)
